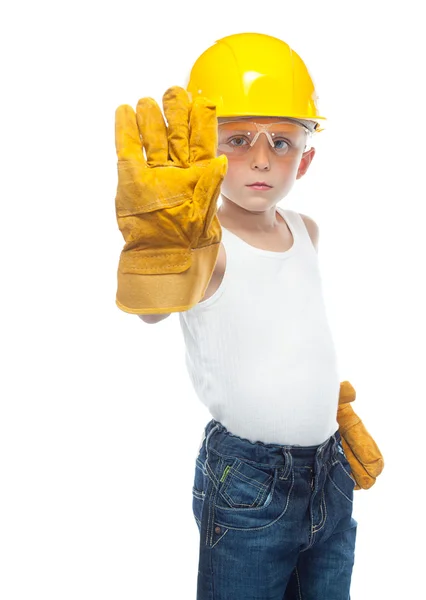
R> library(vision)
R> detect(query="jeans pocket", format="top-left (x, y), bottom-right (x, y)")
top-left (208, 450), bottom-right (276, 511)
top-left (205, 447), bottom-right (294, 532)
top-left (220, 459), bottom-right (275, 509)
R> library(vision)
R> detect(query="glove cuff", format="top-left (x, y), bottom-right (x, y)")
top-left (116, 242), bottom-right (220, 314)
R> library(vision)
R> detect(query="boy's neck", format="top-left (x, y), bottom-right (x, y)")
top-left (217, 195), bottom-right (283, 234)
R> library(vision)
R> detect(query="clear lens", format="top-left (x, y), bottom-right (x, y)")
top-left (217, 120), bottom-right (309, 156)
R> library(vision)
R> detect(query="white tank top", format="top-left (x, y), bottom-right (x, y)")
top-left (178, 207), bottom-right (340, 446)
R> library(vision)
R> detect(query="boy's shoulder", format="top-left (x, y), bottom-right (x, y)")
top-left (199, 212), bottom-right (319, 304)
top-left (216, 211), bottom-right (319, 263)
top-left (299, 212), bottom-right (319, 253)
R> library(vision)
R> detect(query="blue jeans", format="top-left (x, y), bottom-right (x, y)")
top-left (192, 419), bottom-right (357, 599)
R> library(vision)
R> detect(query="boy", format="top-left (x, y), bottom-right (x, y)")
top-left (115, 33), bottom-right (357, 599)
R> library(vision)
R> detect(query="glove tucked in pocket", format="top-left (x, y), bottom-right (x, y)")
top-left (337, 381), bottom-right (385, 490)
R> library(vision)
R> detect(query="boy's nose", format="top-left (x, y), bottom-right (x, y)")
top-left (249, 136), bottom-right (272, 168)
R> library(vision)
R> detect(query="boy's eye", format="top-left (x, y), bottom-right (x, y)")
top-left (273, 139), bottom-right (290, 149)
top-left (217, 133), bottom-right (294, 156)
top-left (229, 136), bottom-right (249, 146)
top-left (227, 136), bottom-right (291, 149)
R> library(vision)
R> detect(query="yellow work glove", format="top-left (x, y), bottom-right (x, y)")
top-left (337, 381), bottom-right (385, 490)
top-left (114, 86), bottom-right (228, 314)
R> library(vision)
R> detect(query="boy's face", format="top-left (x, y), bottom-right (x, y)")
top-left (217, 117), bottom-right (316, 210)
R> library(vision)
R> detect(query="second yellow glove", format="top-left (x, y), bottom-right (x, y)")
top-left (337, 381), bottom-right (385, 490)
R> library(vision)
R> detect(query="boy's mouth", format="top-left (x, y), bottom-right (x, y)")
top-left (246, 182), bottom-right (273, 190)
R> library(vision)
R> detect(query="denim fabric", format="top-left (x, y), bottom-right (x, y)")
top-left (192, 419), bottom-right (357, 600)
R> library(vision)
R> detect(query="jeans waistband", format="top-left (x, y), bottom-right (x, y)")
top-left (203, 419), bottom-right (340, 469)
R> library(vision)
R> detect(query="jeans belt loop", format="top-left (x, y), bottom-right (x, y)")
top-left (281, 449), bottom-right (293, 479)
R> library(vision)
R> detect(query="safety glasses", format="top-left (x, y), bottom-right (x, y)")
top-left (217, 119), bottom-right (312, 156)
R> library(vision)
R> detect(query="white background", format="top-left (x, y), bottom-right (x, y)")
top-left (1, 0), bottom-right (425, 597)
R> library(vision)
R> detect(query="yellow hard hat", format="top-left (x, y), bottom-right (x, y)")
top-left (186, 32), bottom-right (325, 132)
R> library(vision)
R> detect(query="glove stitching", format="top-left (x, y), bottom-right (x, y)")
top-left (118, 194), bottom-right (189, 215)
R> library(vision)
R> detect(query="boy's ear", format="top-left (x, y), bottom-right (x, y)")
top-left (296, 147), bottom-right (316, 179)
